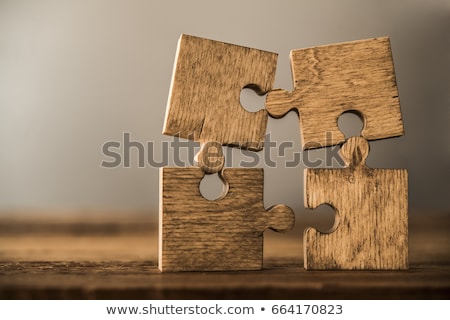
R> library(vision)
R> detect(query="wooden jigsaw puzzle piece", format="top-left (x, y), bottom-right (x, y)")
top-left (159, 167), bottom-right (294, 272)
top-left (195, 141), bottom-right (225, 174)
top-left (266, 37), bottom-right (404, 149)
top-left (304, 136), bottom-right (408, 270)
top-left (164, 34), bottom-right (278, 153)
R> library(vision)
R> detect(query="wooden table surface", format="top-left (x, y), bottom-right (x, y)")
top-left (0, 211), bottom-right (449, 299)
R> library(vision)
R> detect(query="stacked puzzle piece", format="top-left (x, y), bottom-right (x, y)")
top-left (159, 34), bottom-right (407, 272)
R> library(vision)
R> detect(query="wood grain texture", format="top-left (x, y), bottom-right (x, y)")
top-left (1, 260), bottom-right (449, 300)
top-left (159, 167), bottom-right (294, 272)
top-left (304, 137), bottom-right (408, 270)
top-left (163, 34), bottom-right (278, 152)
top-left (266, 37), bottom-right (404, 149)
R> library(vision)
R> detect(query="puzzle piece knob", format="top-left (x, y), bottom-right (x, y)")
top-left (339, 136), bottom-right (370, 167)
top-left (267, 204), bottom-right (295, 232)
top-left (196, 141), bottom-right (225, 174)
top-left (265, 89), bottom-right (296, 118)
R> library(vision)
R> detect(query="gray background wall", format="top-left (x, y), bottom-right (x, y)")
top-left (1, 0), bottom-right (449, 218)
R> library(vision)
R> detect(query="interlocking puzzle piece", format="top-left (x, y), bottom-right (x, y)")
top-left (266, 37), bottom-right (404, 149)
top-left (195, 141), bottom-right (225, 174)
top-left (163, 34), bottom-right (278, 155)
top-left (304, 136), bottom-right (408, 270)
top-left (159, 167), bottom-right (294, 272)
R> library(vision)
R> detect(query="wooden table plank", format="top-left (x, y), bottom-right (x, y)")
top-left (0, 211), bottom-right (449, 299)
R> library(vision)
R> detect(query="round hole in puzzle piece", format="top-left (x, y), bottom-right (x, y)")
top-left (199, 172), bottom-right (229, 201)
top-left (337, 110), bottom-right (364, 139)
top-left (240, 86), bottom-right (267, 112)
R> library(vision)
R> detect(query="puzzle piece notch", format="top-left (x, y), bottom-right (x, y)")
top-left (266, 37), bottom-right (404, 150)
top-left (304, 136), bottom-right (408, 270)
top-left (164, 34), bottom-right (278, 153)
top-left (159, 167), bottom-right (295, 272)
